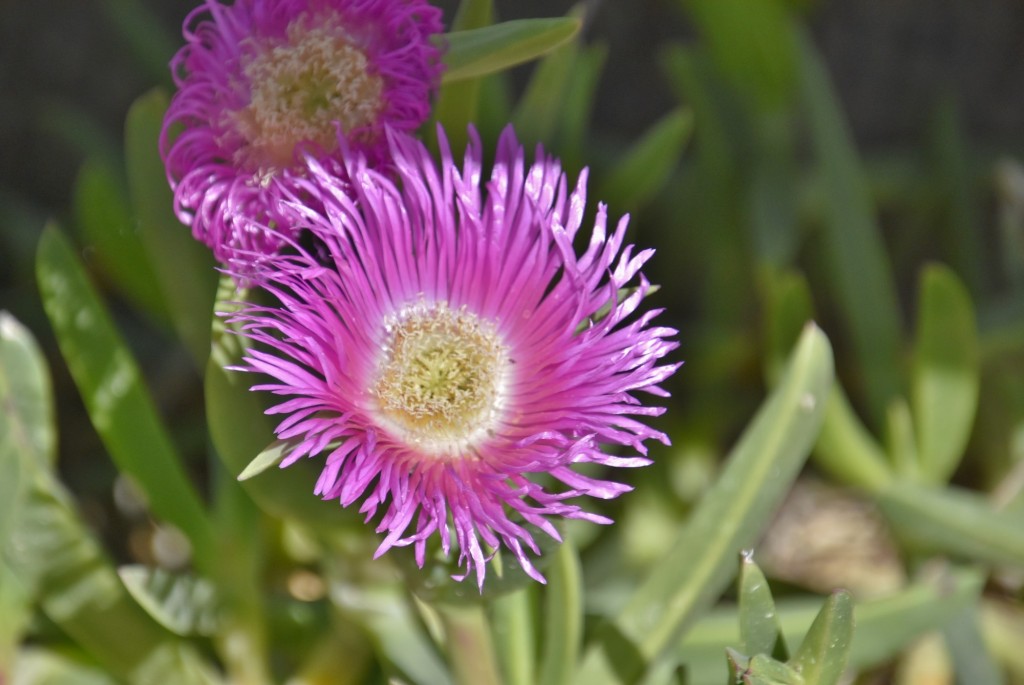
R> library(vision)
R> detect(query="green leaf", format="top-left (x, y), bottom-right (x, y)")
top-left (119, 565), bottom-right (221, 637)
top-left (73, 160), bottom-right (168, 322)
top-left (885, 397), bottom-right (919, 480)
top-left (878, 481), bottom-right (1024, 566)
top-left (125, 89), bottom-right (218, 369)
top-left (676, 567), bottom-right (982, 684)
top-left (442, 18), bottom-right (581, 84)
top-left (554, 43), bottom-right (608, 172)
top-left (943, 606), bottom-right (1003, 685)
top-left (510, 14), bottom-right (581, 148)
top-left (679, 0), bottom-right (799, 110)
top-left (491, 585), bottom-right (537, 685)
top-left (11, 648), bottom-right (118, 685)
top-left (814, 384), bottom-right (892, 492)
top-left (575, 324), bottom-right (834, 683)
top-left (597, 108), bottom-right (694, 213)
top-left (35, 225), bottom-right (215, 564)
top-left (538, 540), bottom-right (584, 685)
top-left (430, 0), bottom-right (494, 156)
top-left (5, 483), bottom-right (198, 680)
top-left (797, 30), bottom-right (903, 427)
top-left (790, 590), bottom-right (853, 685)
top-left (206, 276), bottom-right (358, 528)
top-left (743, 655), bottom-right (805, 685)
top-left (738, 554), bottom-right (787, 660)
top-left (911, 264), bottom-right (979, 484)
top-left (0, 313), bottom-right (54, 542)
top-left (0, 561), bottom-right (32, 675)
top-left (758, 268), bottom-right (892, 491)
top-left (333, 584), bottom-right (454, 685)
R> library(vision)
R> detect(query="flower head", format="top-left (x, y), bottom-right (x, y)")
top-left (161, 0), bottom-right (443, 264)
top-left (228, 127), bottom-right (680, 588)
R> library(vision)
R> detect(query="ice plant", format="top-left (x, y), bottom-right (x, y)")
top-left (160, 0), bottom-right (443, 264)
top-left (227, 127), bottom-right (680, 588)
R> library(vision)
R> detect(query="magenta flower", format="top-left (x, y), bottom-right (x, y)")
top-left (160, 0), bottom-right (443, 264)
top-left (227, 127), bottom-right (680, 588)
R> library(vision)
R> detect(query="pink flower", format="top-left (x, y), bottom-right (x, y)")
top-left (227, 126), bottom-right (680, 588)
top-left (161, 0), bottom-right (443, 264)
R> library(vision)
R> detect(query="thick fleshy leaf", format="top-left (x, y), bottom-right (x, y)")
top-left (0, 561), bottom-right (31, 675)
top-left (537, 540), bottom-right (583, 685)
top-left (797, 31), bottom-right (903, 427)
top-left (0, 313), bottom-right (54, 542)
top-left (574, 324), bottom-right (834, 683)
top-left (943, 606), bottom-right (1003, 685)
top-left (442, 18), bottom-right (581, 84)
top-left (910, 264), bottom-right (979, 484)
top-left (598, 108), bottom-right (694, 213)
top-left (119, 566), bottom-right (221, 637)
top-left (4, 481), bottom-right (210, 681)
top-left (124, 89), bottom-right (218, 368)
top-left (331, 582), bottom-right (454, 685)
top-left (886, 398), bottom-right (919, 480)
top-left (790, 590), bottom-right (853, 685)
top-left (742, 654), bottom-right (804, 685)
top-left (491, 585), bottom-right (537, 685)
top-left (10, 648), bottom-right (118, 685)
top-left (758, 268), bottom-right (891, 491)
top-left (72, 160), bottom-right (168, 322)
top-left (878, 481), bottom-right (1024, 566)
top-left (35, 225), bottom-right (215, 564)
top-left (738, 554), bottom-right (787, 660)
top-left (676, 568), bottom-right (982, 684)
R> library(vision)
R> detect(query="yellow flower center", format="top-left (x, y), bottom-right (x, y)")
top-left (233, 13), bottom-right (384, 170)
top-left (372, 302), bottom-right (509, 456)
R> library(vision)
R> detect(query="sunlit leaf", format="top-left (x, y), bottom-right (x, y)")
top-left (442, 18), bottom-right (581, 84)
top-left (35, 225), bottom-right (215, 563)
top-left (119, 566), bottom-right (221, 637)
top-left (0, 313), bottom-right (54, 542)
top-left (574, 324), bottom-right (834, 683)
top-left (790, 590), bottom-right (852, 685)
top-left (10, 648), bottom-right (117, 685)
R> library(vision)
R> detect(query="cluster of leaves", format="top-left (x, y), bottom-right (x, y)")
top-left (2, 0), bottom-right (1024, 683)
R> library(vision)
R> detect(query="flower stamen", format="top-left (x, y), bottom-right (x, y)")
top-left (234, 13), bottom-right (384, 170)
top-left (373, 301), bottom-right (509, 456)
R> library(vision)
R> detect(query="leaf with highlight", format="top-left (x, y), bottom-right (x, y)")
top-left (442, 18), bottom-right (581, 83)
